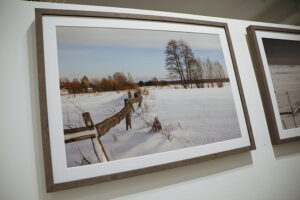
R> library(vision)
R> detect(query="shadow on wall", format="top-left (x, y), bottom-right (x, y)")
top-left (27, 22), bottom-right (254, 200)
top-left (273, 141), bottom-right (300, 159)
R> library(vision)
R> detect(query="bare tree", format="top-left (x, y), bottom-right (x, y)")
top-left (214, 61), bottom-right (225, 87)
top-left (206, 58), bottom-right (215, 88)
top-left (127, 72), bottom-right (134, 84)
top-left (60, 77), bottom-right (70, 89)
top-left (81, 75), bottom-right (90, 92)
top-left (152, 77), bottom-right (159, 87)
top-left (190, 57), bottom-right (205, 88)
top-left (165, 40), bottom-right (227, 89)
top-left (165, 40), bottom-right (194, 88)
top-left (178, 40), bottom-right (194, 87)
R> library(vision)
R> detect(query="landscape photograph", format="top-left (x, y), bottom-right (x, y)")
top-left (56, 27), bottom-right (242, 167)
top-left (262, 38), bottom-right (300, 130)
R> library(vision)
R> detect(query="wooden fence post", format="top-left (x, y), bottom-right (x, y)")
top-left (91, 137), bottom-right (109, 162)
top-left (138, 97), bottom-right (142, 108)
top-left (128, 90), bottom-right (132, 98)
top-left (124, 99), bottom-right (132, 130)
top-left (82, 112), bottom-right (94, 129)
top-left (286, 91), bottom-right (297, 128)
top-left (82, 112), bottom-right (109, 162)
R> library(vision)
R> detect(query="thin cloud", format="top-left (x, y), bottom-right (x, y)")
top-left (56, 26), bottom-right (222, 50)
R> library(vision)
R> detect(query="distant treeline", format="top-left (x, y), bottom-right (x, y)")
top-left (138, 77), bottom-right (168, 87)
top-left (60, 74), bottom-right (170, 94)
top-left (60, 73), bottom-right (229, 94)
top-left (138, 78), bottom-right (229, 87)
top-left (60, 72), bottom-right (138, 94)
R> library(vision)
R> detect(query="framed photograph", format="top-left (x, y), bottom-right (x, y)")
top-left (247, 25), bottom-right (300, 144)
top-left (36, 8), bottom-right (255, 192)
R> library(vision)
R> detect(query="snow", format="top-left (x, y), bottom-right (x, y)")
top-left (269, 65), bottom-right (300, 129)
top-left (61, 84), bottom-right (242, 167)
top-left (65, 139), bottom-right (99, 167)
top-left (61, 92), bottom-right (127, 129)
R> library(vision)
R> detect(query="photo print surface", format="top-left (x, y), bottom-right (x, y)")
top-left (57, 27), bottom-right (242, 167)
top-left (262, 38), bottom-right (300, 130)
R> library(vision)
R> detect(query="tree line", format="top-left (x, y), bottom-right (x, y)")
top-left (165, 40), bottom-right (227, 88)
top-left (60, 72), bottom-right (139, 94)
top-left (138, 77), bottom-right (168, 87)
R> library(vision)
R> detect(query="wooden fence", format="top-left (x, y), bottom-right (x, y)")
top-left (63, 91), bottom-right (143, 163)
top-left (95, 96), bottom-right (142, 136)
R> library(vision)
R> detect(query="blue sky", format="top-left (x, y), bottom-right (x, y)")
top-left (57, 27), bottom-right (227, 81)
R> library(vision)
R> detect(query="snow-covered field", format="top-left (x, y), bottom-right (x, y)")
top-left (62, 84), bottom-right (242, 167)
top-left (269, 65), bottom-right (300, 129)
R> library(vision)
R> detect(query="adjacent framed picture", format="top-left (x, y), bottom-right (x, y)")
top-left (36, 8), bottom-right (255, 192)
top-left (247, 25), bottom-right (300, 144)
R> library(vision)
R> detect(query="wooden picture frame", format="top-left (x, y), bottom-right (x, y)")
top-left (247, 25), bottom-right (300, 145)
top-left (35, 8), bottom-right (255, 192)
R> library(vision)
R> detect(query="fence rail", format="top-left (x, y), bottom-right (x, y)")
top-left (64, 126), bottom-right (91, 134)
top-left (95, 96), bottom-right (142, 136)
top-left (65, 134), bottom-right (95, 143)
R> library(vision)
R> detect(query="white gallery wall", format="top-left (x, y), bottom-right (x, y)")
top-left (0, 0), bottom-right (299, 199)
